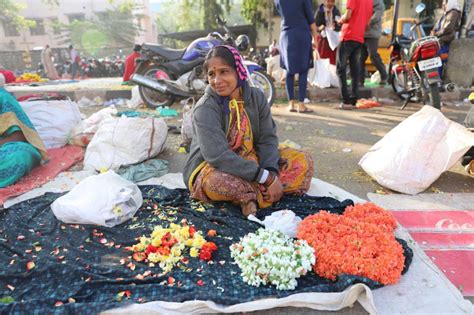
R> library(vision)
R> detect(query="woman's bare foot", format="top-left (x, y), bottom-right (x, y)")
top-left (241, 201), bottom-right (257, 217)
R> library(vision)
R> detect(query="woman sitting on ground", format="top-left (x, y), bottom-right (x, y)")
top-left (0, 74), bottom-right (47, 188)
top-left (183, 46), bottom-right (314, 216)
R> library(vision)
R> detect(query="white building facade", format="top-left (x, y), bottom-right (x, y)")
top-left (0, 0), bottom-right (157, 52)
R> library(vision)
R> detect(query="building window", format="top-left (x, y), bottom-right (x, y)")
top-left (2, 21), bottom-right (20, 37)
top-left (30, 19), bottom-right (46, 36)
top-left (68, 14), bottom-right (85, 23)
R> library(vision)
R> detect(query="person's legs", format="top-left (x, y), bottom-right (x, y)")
top-left (286, 73), bottom-right (297, 111)
top-left (0, 142), bottom-right (41, 188)
top-left (366, 37), bottom-right (388, 82)
top-left (359, 42), bottom-right (369, 86)
top-left (336, 41), bottom-right (351, 104)
top-left (190, 165), bottom-right (260, 216)
top-left (348, 42), bottom-right (362, 102)
top-left (71, 62), bottom-right (78, 79)
top-left (298, 69), bottom-right (309, 102)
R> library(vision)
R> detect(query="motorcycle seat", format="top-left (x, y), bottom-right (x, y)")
top-left (142, 43), bottom-right (185, 61)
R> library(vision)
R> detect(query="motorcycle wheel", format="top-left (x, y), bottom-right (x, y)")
top-left (138, 66), bottom-right (175, 108)
top-left (390, 72), bottom-right (412, 101)
top-left (249, 70), bottom-right (275, 106)
top-left (428, 82), bottom-right (441, 109)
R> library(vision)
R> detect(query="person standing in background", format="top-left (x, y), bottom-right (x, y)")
top-left (122, 44), bottom-right (141, 83)
top-left (69, 45), bottom-right (80, 80)
top-left (315, 0), bottom-right (341, 66)
top-left (41, 44), bottom-right (59, 80)
top-left (336, 0), bottom-right (373, 109)
top-left (360, 0), bottom-right (387, 86)
top-left (274, 0), bottom-right (318, 113)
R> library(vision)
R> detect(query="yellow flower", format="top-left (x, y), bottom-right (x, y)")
top-left (147, 253), bottom-right (160, 263)
top-left (185, 239), bottom-right (194, 247)
top-left (192, 235), bottom-right (206, 248)
top-left (151, 238), bottom-right (162, 247)
top-left (171, 247), bottom-right (182, 257)
top-left (190, 247), bottom-right (199, 257)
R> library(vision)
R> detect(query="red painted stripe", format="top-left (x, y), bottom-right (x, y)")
top-left (425, 250), bottom-right (474, 296)
top-left (391, 211), bottom-right (474, 231)
top-left (410, 232), bottom-right (474, 248)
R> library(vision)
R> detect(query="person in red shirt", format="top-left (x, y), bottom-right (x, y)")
top-left (336, 0), bottom-right (373, 109)
top-left (122, 44), bottom-right (141, 83)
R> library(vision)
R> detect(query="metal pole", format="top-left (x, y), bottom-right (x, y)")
top-left (391, 0), bottom-right (400, 42)
top-left (460, 0), bottom-right (472, 38)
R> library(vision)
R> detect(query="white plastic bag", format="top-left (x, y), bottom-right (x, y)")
top-left (127, 86), bottom-right (143, 109)
top-left (359, 106), bottom-right (474, 195)
top-left (248, 210), bottom-right (302, 238)
top-left (310, 51), bottom-right (331, 89)
top-left (20, 99), bottom-right (82, 149)
top-left (51, 171), bottom-right (143, 227)
top-left (84, 116), bottom-right (167, 171)
top-left (325, 28), bottom-right (340, 51)
top-left (181, 97), bottom-right (195, 143)
top-left (328, 64), bottom-right (340, 88)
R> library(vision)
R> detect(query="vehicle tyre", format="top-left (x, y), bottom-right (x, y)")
top-left (249, 70), bottom-right (275, 106)
top-left (138, 66), bottom-right (175, 108)
top-left (391, 72), bottom-right (412, 101)
top-left (428, 82), bottom-right (441, 109)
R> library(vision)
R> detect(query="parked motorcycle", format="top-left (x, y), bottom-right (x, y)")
top-left (132, 16), bottom-right (275, 108)
top-left (388, 3), bottom-right (444, 110)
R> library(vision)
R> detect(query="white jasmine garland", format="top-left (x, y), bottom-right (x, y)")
top-left (230, 228), bottom-right (315, 290)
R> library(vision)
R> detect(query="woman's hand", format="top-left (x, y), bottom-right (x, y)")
top-left (261, 174), bottom-right (283, 203)
top-left (319, 25), bottom-right (325, 32)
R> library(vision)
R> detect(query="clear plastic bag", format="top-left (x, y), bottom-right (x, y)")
top-left (248, 210), bottom-right (302, 238)
top-left (51, 171), bottom-right (143, 227)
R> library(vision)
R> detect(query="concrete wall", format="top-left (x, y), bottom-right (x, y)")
top-left (445, 38), bottom-right (474, 87)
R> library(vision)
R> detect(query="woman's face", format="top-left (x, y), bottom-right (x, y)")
top-left (325, 0), bottom-right (335, 9)
top-left (206, 57), bottom-right (238, 97)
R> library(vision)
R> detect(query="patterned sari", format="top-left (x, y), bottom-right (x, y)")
top-left (0, 88), bottom-right (47, 188)
top-left (190, 99), bottom-right (313, 209)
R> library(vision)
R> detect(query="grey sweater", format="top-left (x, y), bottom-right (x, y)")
top-left (365, 0), bottom-right (385, 39)
top-left (183, 83), bottom-right (279, 188)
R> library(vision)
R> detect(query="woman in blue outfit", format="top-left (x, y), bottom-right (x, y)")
top-left (274, 0), bottom-right (319, 113)
top-left (0, 74), bottom-right (47, 188)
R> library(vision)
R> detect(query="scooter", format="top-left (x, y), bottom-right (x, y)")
top-left (388, 3), bottom-right (451, 110)
top-left (132, 16), bottom-right (275, 108)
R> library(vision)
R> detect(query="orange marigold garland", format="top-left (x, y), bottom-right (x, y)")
top-left (297, 203), bottom-right (405, 285)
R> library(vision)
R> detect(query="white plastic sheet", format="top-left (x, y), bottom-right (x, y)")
top-left (51, 171), bottom-right (143, 227)
top-left (359, 106), bottom-right (474, 195)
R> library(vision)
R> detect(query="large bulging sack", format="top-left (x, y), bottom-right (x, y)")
top-left (359, 106), bottom-right (474, 195)
top-left (84, 116), bottom-right (167, 171)
top-left (51, 171), bottom-right (143, 227)
top-left (20, 100), bottom-right (82, 149)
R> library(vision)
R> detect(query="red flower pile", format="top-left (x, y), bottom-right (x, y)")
top-left (297, 202), bottom-right (405, 285)
top-left (199, 242), bottom-right (218, 261)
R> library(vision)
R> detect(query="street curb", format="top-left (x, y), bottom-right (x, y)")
top-left (9, 85), bottom-right (470, 103)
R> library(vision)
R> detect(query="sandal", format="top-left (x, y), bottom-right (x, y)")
top-left (288, 100), bottom-right (297, 112)
top-left (297, 102), bottom-right (314, 113)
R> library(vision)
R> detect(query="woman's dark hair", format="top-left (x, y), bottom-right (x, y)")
top-left (202, 46), bottom-right (236, 75)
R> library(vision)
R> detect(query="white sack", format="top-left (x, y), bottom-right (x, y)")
top-left (51, 171), bottom-right (142, 227)
top-left (84, 116), bottom-right (167, 171)
top-left (248, 210), bottom-right (302, 238)
top-left (20, 99), bottom-right (82, 149)
top-left (70, 106), bottom-right (117, 138)
top-left (359, 106), bottom-right (474, 194)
